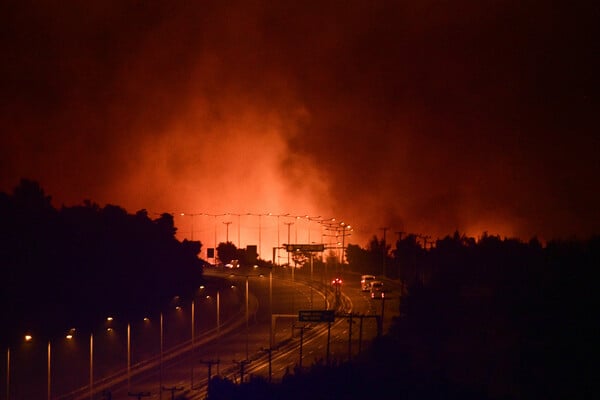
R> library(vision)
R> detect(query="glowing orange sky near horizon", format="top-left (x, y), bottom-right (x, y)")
top-left (1, 2), bottom-right (598, 248)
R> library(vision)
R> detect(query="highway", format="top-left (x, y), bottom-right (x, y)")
top-left (18, 264), bottom-right (400, 399)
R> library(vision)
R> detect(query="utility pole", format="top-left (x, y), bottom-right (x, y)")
top-left (380, 227), bottom-right (389, 277)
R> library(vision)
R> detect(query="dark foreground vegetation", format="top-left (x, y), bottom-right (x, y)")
top-left (206, 236), bottom-right (598, 398)
top-left (1, 179), bottom-right (597, 399)
top-left (0, 179), bottom-right (204, 345)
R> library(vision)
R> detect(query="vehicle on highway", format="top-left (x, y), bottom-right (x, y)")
top-left (361, 274), bottom-right (376, 291)
top-left (331, 277), bottom-right (343, 286)
top-left (370, 280), bottom-right (385, 299)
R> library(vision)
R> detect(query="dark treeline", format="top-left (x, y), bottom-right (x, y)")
top-left (208, 233), bottom-right (598, 399)
top-left (0, 179), bottom-right (204, 345)
top-left (1, 179), bottom-right (597, 398)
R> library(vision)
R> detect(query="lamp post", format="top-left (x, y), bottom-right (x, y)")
top-left (159, 312), bottom-right (164, 400)
top-left (247, 213), bottom-right (266, 259)
top-left (5, 347), bottom-right (9, 400)
top-left (306, 215), bottom-right (321, 243)
top-left (222, 221), bottom-right (232, 243)
top-left (89, 333), bottom-right (93, 400)
top-left (284, 222), bottom-right (294, 269)
top-left (203, 213), bottom-right (225, 258)
top-left (180, 213), bottom-right (201, 241)
top-left (269, 213), bottom-right (289, 264)
top-left (47, 341), bottom-right (50, 400)
top-left (245, 277), bottom-right (249, 360)
top-left (340, 222), bottom-right (351, 265)
top-left (216, 290), bottom-right (220, 375)
top-left (226, 213), bottom-right (241, 247)
top-left (229, 271), bottom-right (262, 360)
top-left (190, 285), bottom-right (205, 389)
top-left (127, 323), bottom-right (131, 392)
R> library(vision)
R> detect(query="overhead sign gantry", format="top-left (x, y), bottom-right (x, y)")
top-left (284, 243), bottom-right (325, 252)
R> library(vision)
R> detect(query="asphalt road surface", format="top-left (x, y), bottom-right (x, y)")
top-left (10, 265), bottom-right (400, 399)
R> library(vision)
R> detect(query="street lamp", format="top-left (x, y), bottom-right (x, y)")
top-left (179, 212), bottom-right (201, 241)
top-left (5, 347), bottom-right (9, 400)
top-left (47, 340), bottom-right (50, 400)
top-left (204, 213), bottom-right (226, 258)
top-left (340, 222), bottom-right (352, 265)
top-left (269, 213), bottom-right (289, 264)
top-left (247, 213), bottom-right (266, 259)
top-left (222, 221), bottom-right (232, 243)
top-left (227, 213), bottom-right (242, 247)
top-left (229, 270), bottom-right (262, 360)
top-left (284, 222), bottom-right (294, 268)
top-left (306, 215), bottom-right (322, 243)
top-left (191, 285), bottom-right (206, 388)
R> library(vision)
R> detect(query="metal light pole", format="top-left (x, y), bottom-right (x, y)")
top-left (89, 333), bottom-right (93, 400)
top-left (6, 348), bottom-right (9, 400)
top-left (258, 214), bottom-right (262, 258)
top-left (284, 222), bottom-right (294, 268)
top-left (271, 213), bottom-right (289, 264)
top-left (340, 223), bottom-right (351, 265)
top-left (47, 341), bottom-right (51, 400)
top-left (268, 268), bottom-right (274, 349)
top-left (159, 312), bottom-right (163, 400)
top-left (245, 277), bottom-right (249, 360)
top-left (190, 298), bottom-right (195, 388)
top-left (127, 323), bottom-right (131, 392)
top-left (216, 290), bottom-right (220, 375)
top-left (180, 213), bottom-right (200, 241)
top-left (223, 221), bottom-right (232, 243)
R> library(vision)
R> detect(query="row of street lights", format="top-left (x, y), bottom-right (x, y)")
top-left (178, 213), bottom-right (346, 261)
top-left (2, 284), bottom-right (233, 400)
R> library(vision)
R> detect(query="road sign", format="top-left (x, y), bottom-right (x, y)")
top-left (284, 243), bottom-right (325, 252)
top-left (298, 309), bottom-right (335, 322)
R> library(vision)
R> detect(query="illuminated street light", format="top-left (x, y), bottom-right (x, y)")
top-left (5, 347), bottom-right (9, 400)
top-left (247, 213), bottom-right (267, 259)
top-left (227, 213), bottom-right (242, 247)
top-left (180, 212), bottom-right (201, 241)
top-left (191, 285), bottom-right (206, 388)
top-left (229, 271), bottom-right (263, 360)
top-left (340, 222), bottom-right (352, 265)
top-left (268, 213), bottom-right (289, 264)
top-left (222, 221), bottom-right (232, 243)
top-left (284, 222), bottom-right (294, 268)
top-left (204, 213), bottom-right (226, 259)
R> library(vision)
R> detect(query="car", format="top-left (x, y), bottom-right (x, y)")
top-left (331, 277), bottom-right (343, 286)
top-left (370, 280), bottom-right (385, 299)
top-left (361, 275), bottom-right (376, 291)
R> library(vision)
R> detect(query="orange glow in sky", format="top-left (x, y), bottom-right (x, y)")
top-left (1, 2), bottom-right (598, 247)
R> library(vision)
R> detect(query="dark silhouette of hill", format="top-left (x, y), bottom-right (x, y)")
top-left (0, 179), bottom-right (205, 345)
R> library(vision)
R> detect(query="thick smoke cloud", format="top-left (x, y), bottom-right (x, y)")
top-left (1, 1), bottom-right (598, 247)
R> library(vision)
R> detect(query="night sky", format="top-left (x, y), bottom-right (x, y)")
top-left (1, 1), bottom-right (598, 247)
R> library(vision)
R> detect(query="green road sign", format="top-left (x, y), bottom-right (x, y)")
top-left (285, 244), bottom-right (325, 252)
top-left (298, 310), bottom-right (335, 322)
